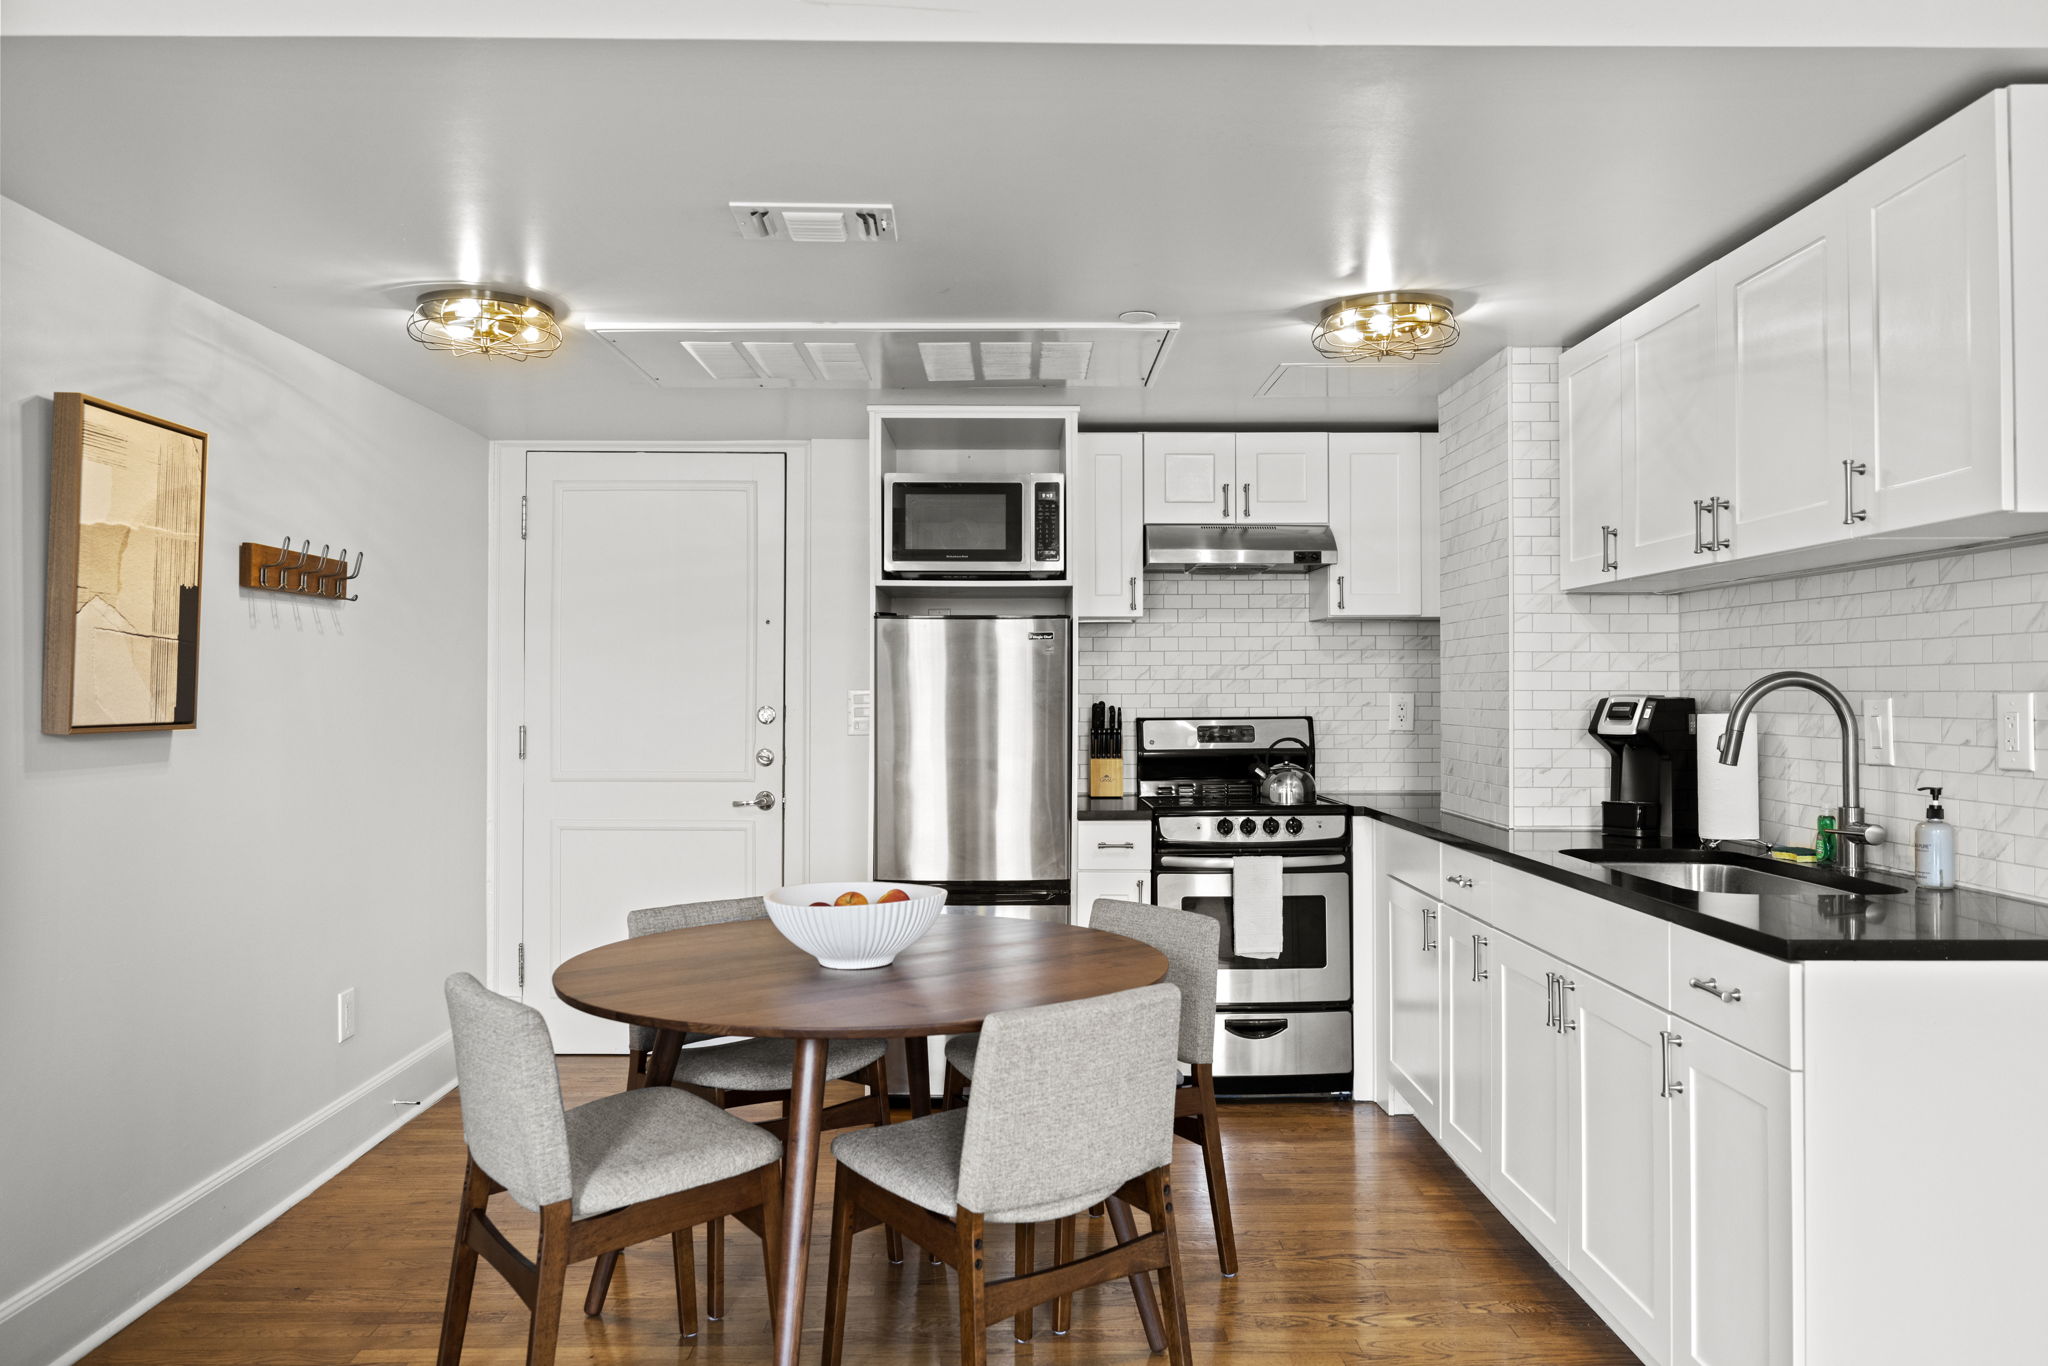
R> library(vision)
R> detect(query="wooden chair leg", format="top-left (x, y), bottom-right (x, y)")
top-left (436, 1157), bottom-right (492, 1366)
top-left (956, 1209), bottom-right (989, 1366)
top-left (822, 1178), bottom-right (858, 1366)
top-left (671, 1229), bottom-right (699, 1338)
top-left (706, 1215), bottom-right (726, 1319)
top-left (527, 1202), bottom-right (573, 1366)
top-left (1192, 1065), bottom-right (1240, 1276)
top-left (1052, 1215), bottom-right (1077, 1335)
top-left (1013, 1222), bottom-right (1036, 1342)
top-left (941, 1060), bottom-right (969, 1112)
top-left (1145, 1171), bottom-right (1195, 1366)
top-left (759, 1167), bottom-right (785, 1336)
top-left (582, 1252), bottom-right (619, 1318)
top-left (1105, 1195), bottom-right (1167, 1354)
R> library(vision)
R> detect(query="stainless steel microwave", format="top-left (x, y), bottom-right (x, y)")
top-left (881, 472), bottom-right (1064, 578)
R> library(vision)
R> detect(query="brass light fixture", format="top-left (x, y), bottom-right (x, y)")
top-left (1311, 292), bottom-right (1459, 362)
top-left (407, 289), bottom-right (563, 360)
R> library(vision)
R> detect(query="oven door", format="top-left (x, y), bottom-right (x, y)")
top-left (883, 475), bottom-right (1026, 575)
top-left (1152, 862), bottom-right (1349, 1007)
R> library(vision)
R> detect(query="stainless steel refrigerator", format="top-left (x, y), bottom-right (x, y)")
top-left (873, 614), bottom-right (1070, 897)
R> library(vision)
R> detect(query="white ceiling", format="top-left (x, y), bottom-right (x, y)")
top-left (4, 37), bottom-right (2046, 440)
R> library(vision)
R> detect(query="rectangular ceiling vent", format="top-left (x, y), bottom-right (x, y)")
top-left (730, 202), bottom-right (897, 243)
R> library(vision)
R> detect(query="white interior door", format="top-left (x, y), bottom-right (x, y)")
top-left (521, 451), bottom-right (786, 1051)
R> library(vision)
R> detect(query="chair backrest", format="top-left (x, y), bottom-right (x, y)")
top-left (444, 972), bottom-right (572, 1210)
top-left (625, 897), bottom-right (769, 1052)
top-left (1090, 899), bottom-right (1221, 1065)
top-left (956, 984), bottom-right (1180, 1221)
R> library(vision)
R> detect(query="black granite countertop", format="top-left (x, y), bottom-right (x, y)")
top-left (1323, 791), bottom-right (2048, 962)
top-left (1077, 796), bottom-right (1147, 820)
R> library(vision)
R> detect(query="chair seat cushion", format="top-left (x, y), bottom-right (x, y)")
top-left (561, 1087), bottom-right (782, 1219)
top-left (670, 1035), bottom-right (887, 1092)
top-left (943, 1032), bottom-right (979, 1080)
top-left (832, 1109), bottom-right (1115, 1225)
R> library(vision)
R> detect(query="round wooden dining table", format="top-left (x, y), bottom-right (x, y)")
top-left (552, 914), bottom-right (1169, 1366)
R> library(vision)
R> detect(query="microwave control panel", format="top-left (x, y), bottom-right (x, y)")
top-left (1034, 482), bottom-right (1061, 561)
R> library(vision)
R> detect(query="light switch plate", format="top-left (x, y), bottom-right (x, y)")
top-left (1861, 697), bottom-right (1894, 766)
top-left (1996, 692), bottom-right (2037, 772)
top-left (337, 987), bottom-right (356, 1044)
top-left (1388, 693), bottom-right (1415, 733)
top-left (848, 689), bottom-right (872, 737)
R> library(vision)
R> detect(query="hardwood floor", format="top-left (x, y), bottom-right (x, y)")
top-left (83, 1059), bottom-right (1637, 1365)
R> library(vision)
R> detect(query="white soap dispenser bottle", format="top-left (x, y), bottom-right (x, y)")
top-left (1913, 786), bottom-right (1956, 890)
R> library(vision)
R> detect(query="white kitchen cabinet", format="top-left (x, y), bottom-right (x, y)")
top-left (1560, 326), bottom-right (1624, 590)
top-left (1236, 432), bottom-right (1330, 523)
top-left (1619, 266), bottom-right (1727, 577)
top-left (1310, 433), bottom-right (1432, 619)
top-left (1670, 1025), bottom-right (1799, 1366)
top-left (1720, 196), bottom-right (1857, 558)
top-left (1073, 868), bottom-right (1149, 925)
top-left (1564, 972), bottom-right (1673, 1357)
top-left (1438, 905), bottom-right (1494, 1175)
top-left (1488, 930), bottom-right (1574, 1265)
top-left (1071, 433), bottom-right (1145, 620)
top-left (1385, 876), bottom-right (1441, 1133)
top-left (1846, 93), bottom-right (2008, 536)
top-left (1142, 433), bottom-right (1234, 523)
top-left (1072, 818), bottom-right (1152, 926)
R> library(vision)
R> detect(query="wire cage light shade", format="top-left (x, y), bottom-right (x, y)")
top-left (1311, 292), bottom-right (1459, 362)
top-left (407, 289), bottom-right (563, 360)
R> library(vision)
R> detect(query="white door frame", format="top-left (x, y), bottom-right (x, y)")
top-left (484, 439), bottom-right (822, 998)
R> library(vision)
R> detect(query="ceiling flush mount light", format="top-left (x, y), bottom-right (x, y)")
top-left (1311, 292), bottom-right (1459, 362)
top-left (407, 289), bottom-right (563, 361)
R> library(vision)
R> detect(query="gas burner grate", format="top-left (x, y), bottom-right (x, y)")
top-left (1145, 780), bottom-right (1259, 809)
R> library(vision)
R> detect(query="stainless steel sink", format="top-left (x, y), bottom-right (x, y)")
top-left (1559, 848), bottom-right (1904, 897)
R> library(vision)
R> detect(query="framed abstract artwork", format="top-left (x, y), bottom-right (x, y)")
top-left (43, 393), bottom-right (209, 734)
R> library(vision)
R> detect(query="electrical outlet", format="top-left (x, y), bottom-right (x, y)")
top-left (1388, 693), bottom-right (1415, 733)
top-left (847, 689), bottom-right (872, 737)
top-left (1996, 692), bottom-right (2037, 772)
top-left (337, 987), bottom-right (356, 1043)
top-left (1861, 697), bottom-right (1894, 766)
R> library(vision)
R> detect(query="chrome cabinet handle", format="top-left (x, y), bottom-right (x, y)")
top-left (1689, 976), bottom-right (1743, 1003)
top-left (1242, 481), bottom-right (1251, 513)
top-left (1221, 482), bottom-right (1231, 518)
top-left (1713, 496), bottom-right (1731, 551)
top-left (1128, 576), bottom-right (1138, 611)
top-left (1096, 841), bottom-right (1135, 849)
top-left (1421, 905), bottom-right (1438, 952)
top-left (1445, 873), bottom-right (1475, 889)
top-left (1660, 1030), bottom-right (1685, 1098)
top-left (1472, 934), bottom-right (1489, 982)
top-left (1693, 498), bottom-right (1710, 554)
top-left (1336, 575), bottom-right (1346, 611)
top-left (1600, 524), bottom-right (1618, 574)
top-left (732, 791), bottom-right (777, 810)
top-left (1544, 972), bottom-right (1558, 1029)
top-left (1135, 879), bottom-right (1146, 902)
top-left (1557, 977), bottom-right (1577, 1033)
top-left (1842, 460), bottom-right (1869, 525)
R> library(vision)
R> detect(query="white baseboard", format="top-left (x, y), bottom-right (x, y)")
top-left (0, 1031), bottom-right (456, 1366)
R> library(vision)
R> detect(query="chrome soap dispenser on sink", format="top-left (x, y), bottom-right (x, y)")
top-left (1913, 786), bottom-right (1957, 889)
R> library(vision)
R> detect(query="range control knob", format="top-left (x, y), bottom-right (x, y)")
top-left (1238, 817), bottom-right (1257, 836)
top-left (1262, 817), bottom-right (1280, 835)
top-left (1215, 818), bottom-right (1234, 836)
top-left (1285, 816), bottom-right (1304, 836)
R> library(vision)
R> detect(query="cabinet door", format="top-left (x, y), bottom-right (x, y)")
top-left (1142, 433), bottom-right (1234, 523)
top-left (1560, 326), bottom-right (1624, 589)
top-left (1438, 907), bottom-right (1495, 1176)
top-left (1071, 869), bottom-right (1150, 928)
top-left (1489, 933), bottom-right (1572, 1262)
top-left (1846, 94), bottom-right (2006, 534)
top-left (1071, 434), bottom-right (1145, 619)
top-left (1237, 433), bottom-right (1330, 523)
top-left (1672, 1027), bottom-right (1799, 1366)
top-left (1385, 877), bottom-right (1442, 1131)
top-left (1565, 973), bottom-right (1673, 1355)
top-left (1620, 268), bottom-right (1728, 575)
top-left (1313, 433), bottom-right (1422, 618)
top-left (1720, 197), bottom-right (1857, 559)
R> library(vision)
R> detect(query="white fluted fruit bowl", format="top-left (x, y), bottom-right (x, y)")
top-left (764, 882), bottom-right (948, 969)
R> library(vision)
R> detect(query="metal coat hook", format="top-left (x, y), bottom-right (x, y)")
top-left (303, 544), bottom-right (329, 594)
top-left (238, 539), bottom-right (366, 602)
top-left (334, 551), bottom-right (364, 602)
top-left (260, 536), bottom-right (297, 590)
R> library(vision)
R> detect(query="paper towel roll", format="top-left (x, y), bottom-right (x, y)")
top-left (1696, 712), bottom-right (1760, 842)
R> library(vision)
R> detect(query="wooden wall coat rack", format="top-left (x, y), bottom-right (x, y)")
top-left (239, 537), bottom-right (363, 601)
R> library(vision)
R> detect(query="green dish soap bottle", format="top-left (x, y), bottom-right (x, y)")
top-left (1814, 814), bottom-right (1837, 864)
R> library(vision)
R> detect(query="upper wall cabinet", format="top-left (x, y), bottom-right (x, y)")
top-left (1310, 433), bottom-right (1439, 619)
top-left (1071, 433), bottom-right (1145, 620)
top-left (1564, 85), bottom-right (2048, 593)
top-left (1143, 433), bottom-right (1330, 524)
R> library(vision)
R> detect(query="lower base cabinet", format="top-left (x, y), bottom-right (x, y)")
top-left (1072, 868), bottom-right (1148, 925)
top-left (1386, 878), bottom-right (1442, 1132)
top-left (1438, 907), bottom-right (1493, 1173)
top-left (1488, 932), bottom-right (1574, 1265)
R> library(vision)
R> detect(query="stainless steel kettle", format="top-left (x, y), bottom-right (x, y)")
top-left (1250, 758), bottom-right (1315, 806)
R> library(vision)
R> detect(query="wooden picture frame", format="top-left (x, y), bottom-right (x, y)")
top-left (43, 393), bottom-right (209, 734)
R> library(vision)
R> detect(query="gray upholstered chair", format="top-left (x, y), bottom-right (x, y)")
top-left (586, 895), bottom-right (898, 1318)
top-left (436, 973), bottom-right (782, 1366)
top-left (940, 899), bottom-right (1237, 1276)
top-left (823, 984), bottom-right (1193, 1366)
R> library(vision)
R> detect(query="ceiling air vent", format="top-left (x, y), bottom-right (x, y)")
top-left (730, 203), bottom-right (898, 243)
top-left (594, 324), bottom-right (1172, 390)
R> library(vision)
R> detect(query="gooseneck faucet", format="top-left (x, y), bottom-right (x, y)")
top-left (1716, 670), bottom-right (1885, 876)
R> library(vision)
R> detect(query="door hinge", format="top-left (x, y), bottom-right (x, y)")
top-left (517, 724), bottom-right (527, 759)
top-left (519, 495), bottom-right (528, 539)
top-left (517, 942), bottom-right (525, 991)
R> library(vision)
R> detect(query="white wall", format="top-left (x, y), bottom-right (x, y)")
top-left (0, 199), bottom-right (488, 1364)
top-left (794, 439), bottom-right (873, 880)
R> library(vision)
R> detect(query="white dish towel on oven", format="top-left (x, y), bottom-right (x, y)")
top-left (1231, 854), bottom-right (1285, 960)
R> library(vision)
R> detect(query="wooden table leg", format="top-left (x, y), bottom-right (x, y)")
top-left (772, 1037), bottom-right (829, 1366)
top-left (584, 1028), bottom-right (686, 1318)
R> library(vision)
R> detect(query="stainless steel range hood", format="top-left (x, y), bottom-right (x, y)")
top-left (1144, 523), bottom-right (1338, 575)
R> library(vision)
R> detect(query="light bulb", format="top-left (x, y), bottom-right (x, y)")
top-left (1367, 315), bottom-right (1395, 336)
top-left (446, 324), bottom-right (474, 341)
top-left (450, 297), bottom-right (482, 320)
top-left (1333, 327), bottom-right (1364, 346)
top-left (521, 326), bottom-right (541, 343)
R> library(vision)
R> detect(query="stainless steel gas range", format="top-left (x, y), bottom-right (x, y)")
top-left (1128, 715), bottom-right (1352, 1097)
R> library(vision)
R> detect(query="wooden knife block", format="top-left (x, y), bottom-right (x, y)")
top-left (1089, 758), bottom-right (1124, 797)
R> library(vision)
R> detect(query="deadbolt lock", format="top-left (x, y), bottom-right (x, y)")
top-left (756, 748), bottom-right (776, 767)
top-left (756, 705), bottom-right (777, 724)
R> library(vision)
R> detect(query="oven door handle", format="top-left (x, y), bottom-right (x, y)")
top-left (1222, 1018), bottom-right (1290, 1040)
top-left (1156, 852), bottom-right (1346, 870)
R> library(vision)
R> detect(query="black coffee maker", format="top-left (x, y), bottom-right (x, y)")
top-left (1587, 696), bottom-right (1699, 841)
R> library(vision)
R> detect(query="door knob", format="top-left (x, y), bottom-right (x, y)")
top-left (733, 791), bottom-right (777, 810)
